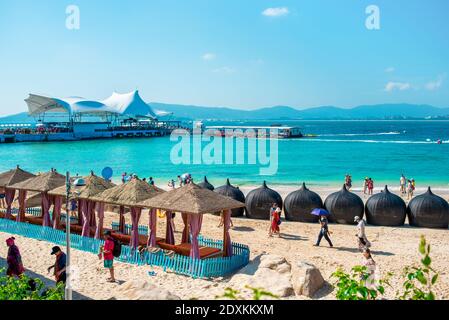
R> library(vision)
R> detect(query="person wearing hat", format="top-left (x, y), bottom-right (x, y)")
top-left (98, 230), bottom-right (116, 283)
top-left (354, 216), bottom-right (370, 251)
top-left (47, 246), bottom-right (66, 284)
top-left (6, 237), bottom-right (24, 278)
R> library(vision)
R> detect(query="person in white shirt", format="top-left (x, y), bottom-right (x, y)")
top-left (354, 216), bottom-right (370, 251)
top-left (400, 174), bottom-right (406, 195)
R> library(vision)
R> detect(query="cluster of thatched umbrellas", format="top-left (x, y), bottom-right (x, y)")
top-left (0, 167), bottom-right (246, 259)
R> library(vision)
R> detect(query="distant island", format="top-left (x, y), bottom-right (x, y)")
top-left (2, 103), bottom-right (449, 122)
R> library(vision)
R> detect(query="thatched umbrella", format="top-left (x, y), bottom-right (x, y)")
top-left (138, 183), bottom-right (245, 258)
top-left (92, 178), bottom-right (165, 248)
top-left (0, 165), bottom-right (35, 220)
top-left (10, 169), bottom-right (65, 226)
top-left (49, 172), bottom-right (116, 236)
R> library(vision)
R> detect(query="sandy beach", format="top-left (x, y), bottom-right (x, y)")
top-left (1, 186), bottom-right (448, 300)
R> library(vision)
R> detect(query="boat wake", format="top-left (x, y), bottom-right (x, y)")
top-left (300, 138), bottom-right (449, 144)
top-left (319, 131), bottom-right (401, 137)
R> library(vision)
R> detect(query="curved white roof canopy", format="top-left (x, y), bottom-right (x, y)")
top-left (25, 90), bottom-right (157, 119)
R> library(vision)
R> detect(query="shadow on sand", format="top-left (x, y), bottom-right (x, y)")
top-left (279, 233), bottom-right (308, 241)
top-left (333, 246), bottom-right (394, 256)
top-left (232, 226), bottom-right (255, 232)
top-left (0, 256), bottom-right (91, 300)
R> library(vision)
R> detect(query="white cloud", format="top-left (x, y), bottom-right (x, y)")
top-left (425, 75), bottom-right (444, 91)
top-left (385, 81), bottom-right (411, 92)
top-left (202, 53), bottom-right (216, 61)
top-left (262, 7), bottom-right (289, 17)
top-left (385, 67), bottom-right (395, 73)
top-left (212, 66), bottom-right (236, 74)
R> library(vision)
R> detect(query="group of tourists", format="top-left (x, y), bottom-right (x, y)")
top-left (363, 177), bottom-right (374, 195)
top-left (4, 230), bottom-right (119, 285)
top-left (121, 172), bottom-right (155, 187)
top-left (400, 174), bottom-right (416, 200)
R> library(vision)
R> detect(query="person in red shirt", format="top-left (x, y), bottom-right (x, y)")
top-left (99, 231), bottom-right (116, 283)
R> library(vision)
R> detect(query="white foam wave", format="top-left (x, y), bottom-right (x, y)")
top-left (319, 131), bottom-right (401, 137)
top-left (300, 138), bottom-right (445, 144)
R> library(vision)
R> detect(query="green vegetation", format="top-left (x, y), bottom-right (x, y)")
top-left (397, 235), bottom-right (438, 300)
top-left (0, 269), bottom-right (64, 300)
top-left (332, 266), bottom-right (391, 300)
top-left (332, 235), bottom-right (440, 300)
top-left (216, 286), bottom-right (279, 300)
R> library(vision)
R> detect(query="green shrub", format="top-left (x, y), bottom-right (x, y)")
top-left (332, 265), bottom-right (391, 300)
top-left (397, 235), bottom-right (439, 300)
top-left (216, 286), bottom-right (279, 300)
top-left (0, 268), bottom-right (64, 300)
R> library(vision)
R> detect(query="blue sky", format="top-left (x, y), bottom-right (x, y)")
top-left (0, 0), bottom-right (448, 115)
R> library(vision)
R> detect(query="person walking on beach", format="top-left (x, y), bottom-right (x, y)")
top-left (6, 237), bottom-right (24, 278)
top-left (345, 174), bottom-right (352, 190)
top-left (407, 179), bottom-right (415, 200)
top-left (367, 178), bottom-right (374, 195)
top-left (400, 174), bottom-right (406, 195)
top-left (362, 249), bottom-right (377, 290)
top-left (99, 230), bottom-right (116, 283)
top-left (315, 216), bottom-right (333, 247)
top-left (354, 216), bottom-right (370, 251)
top-left (177, 175), bottom-right (183, 187)
top-left (121, 172), bottom-right (127, 184)
top-left (363, 177), bottom-right (369, 195)
top-left (270, 206), bottom-right (281, 237)
top-left (47, 246), bottom-right (66, 284)
top-left (268, 203), bottom-right (280, 237)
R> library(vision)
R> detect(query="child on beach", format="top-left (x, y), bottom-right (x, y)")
top-left (99, 231), bottom-right (116, 283)
top-left (362, 249), bottom-right (378, 290)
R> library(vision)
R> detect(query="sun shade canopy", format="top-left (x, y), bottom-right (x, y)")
top-left (25, 90), bottom-right (157, 118)
top-left (138, 183), bottom-right (246, 215)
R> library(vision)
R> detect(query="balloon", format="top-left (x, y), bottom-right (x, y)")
top-left (102, 167), bottom-right (113, 180)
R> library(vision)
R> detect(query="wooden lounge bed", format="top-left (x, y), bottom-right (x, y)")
top-left (109, 232), bottom-right (165, 247)
top-left (158, 241), bottom-right (222, 259)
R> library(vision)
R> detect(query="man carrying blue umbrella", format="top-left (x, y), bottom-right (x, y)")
top-left (311, 208), bottom-right (333, 248)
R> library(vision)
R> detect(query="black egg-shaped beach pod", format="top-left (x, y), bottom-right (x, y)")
top-left (407, 187), bottom-right (449, 229)
top-left (197, 176), bottom-right (214, 191)
top-left (324, 184), bottom-right (364, 224)
top-left (365, 185), bottom-right (406, 226)
top-left (284, 182), bottom-right (323, 222)
top-left (214, 179), bottom-right (246, 217)
top-left (245, 181), bottom-right (283, 220)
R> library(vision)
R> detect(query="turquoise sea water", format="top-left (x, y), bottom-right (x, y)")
top-left (1, 120), bottom-right (448, 188)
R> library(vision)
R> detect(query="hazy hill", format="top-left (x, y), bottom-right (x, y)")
top-left (2, 103), bottom-right (449, 123)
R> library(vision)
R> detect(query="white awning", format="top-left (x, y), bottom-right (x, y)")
top-left (25, 90), bottom-right (157, 119)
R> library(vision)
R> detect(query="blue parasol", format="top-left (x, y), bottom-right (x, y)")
top-left (311, 208), bottom-right (329, 216)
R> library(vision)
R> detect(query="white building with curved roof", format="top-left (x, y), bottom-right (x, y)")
top-left (25, 90), bottom-right (157, 119)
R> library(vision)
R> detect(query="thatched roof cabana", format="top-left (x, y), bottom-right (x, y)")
top-left (91, 178), bottom-right (164, 207)
top-left (139, 183), bottom-right (245, 259)
top-left (138, 183), bottom-right (245, 214)
top-left (10, 169), bottom-right (65, 192)
top-left (49, 172), bottom-right (115, 200)
top-left (0, 165), bottom-right (35, 188)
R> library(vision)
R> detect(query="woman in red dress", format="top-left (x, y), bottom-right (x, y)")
top-left (269, 206), bottom-right (281, 237)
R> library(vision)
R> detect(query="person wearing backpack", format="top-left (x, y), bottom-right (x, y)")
top-left (99, 230), bottom-right (116, 283)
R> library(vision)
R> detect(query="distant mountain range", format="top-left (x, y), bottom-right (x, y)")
top-left (2, 103), bottom-right (449, 123)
